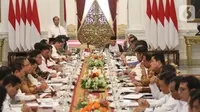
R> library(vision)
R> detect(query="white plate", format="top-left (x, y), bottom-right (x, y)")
top-left (123, 94), bottom-right (143, 100)
top-left (37, 98), bottom-right (54, 103)
top-left (11, 104), bottom-right (23, 108)
top-left (121, 88), bottom-right (136, 93)
top-left (124, 83), bottom-right (135, 87)
top-left (11, 107), bottom-right (22, 112)
top-left (47, 83), bottom-right (63, 87)
top-left (109, 100), bottom-right (138, 108)
top-left (106, 96), bottom-right (114, 101)
top-left (108, 87), bottom-right (136, 94)
top-left (27, 102), bottom-right (39, 107)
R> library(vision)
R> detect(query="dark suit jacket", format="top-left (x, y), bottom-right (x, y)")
top-left (104, 44), bottom-right (124, 53)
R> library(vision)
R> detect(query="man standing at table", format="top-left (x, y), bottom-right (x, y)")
top-left (48, 16), bottom-right (68, 38)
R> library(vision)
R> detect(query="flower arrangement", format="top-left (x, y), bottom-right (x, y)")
top-left (81, 75), bottom-right (107, 89)
top-left (79, 101), bottom-right (108, 112)
top-left (87, 57), bottom-right (105, 69)
top-left (82, 58), bottom-right (107, 89)
top-left (77, 94), bottom-right (108, 112)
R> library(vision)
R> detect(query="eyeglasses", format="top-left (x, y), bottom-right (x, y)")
top-left (178, 87), bottom-right (188, 92)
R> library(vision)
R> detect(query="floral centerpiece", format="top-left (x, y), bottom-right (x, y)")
top-left (81, 68), bottom-right (107, 89)
top-left (87, 55), bottom-right (105, 69)
top-left (81, 54), bottom-right (107, 89)
top-left (77, 94), bottom-right (108, 112)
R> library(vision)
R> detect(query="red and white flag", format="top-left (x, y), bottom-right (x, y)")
top-left (8, 0), bottom-right (17, 51)
top-left (63, 0), bottom-right (67, 28)
top-left (145, 0), bottom-right (152, 47)
top-left (15, 0), bottom-right (21, 51)
top-left (169, 0), bottom-right (179, 49)
top-left (26, 0), bottom-right (32, 50)
top-left (31, 0), bottom-right (41, 49)
top-left (150, 0), bottom-right (158, 49)
top-left (164, 0), bottom-right (170, 48)
top-left (157, 0), bottom-right (166, 50)
top-left (20, 0), bottom-right (27, 51)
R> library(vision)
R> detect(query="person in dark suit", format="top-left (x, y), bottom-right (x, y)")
top-left (104, 36), bottom-right (123, 55)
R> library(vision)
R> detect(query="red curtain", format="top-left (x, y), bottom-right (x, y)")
top-left (108, 0), bottom-right (117, 36)
top-left (76, 0), bottom-right (86, 30)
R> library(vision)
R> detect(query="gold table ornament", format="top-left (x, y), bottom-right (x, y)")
top-left (184, 36), bottom-right (200, 65)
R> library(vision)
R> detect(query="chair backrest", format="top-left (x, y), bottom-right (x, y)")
top-left (67, 24), bottom-right (76, 32)
top-left (118, 24), bottom-right (127, 32)
top-left (117, 24), bottom-right (127, 39)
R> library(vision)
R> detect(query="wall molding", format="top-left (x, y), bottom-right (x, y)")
top-left (125, 29), bottom-right (198, 38)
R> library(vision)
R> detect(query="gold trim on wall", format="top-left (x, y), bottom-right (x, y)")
top-left (187, 0), bottom-right (200, 22)
top-left (0, 0), bottom-right (1, 22)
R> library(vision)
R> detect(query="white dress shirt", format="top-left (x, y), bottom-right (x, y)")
top-left (2, 94), bottom-right (15, 112)
top-left (51, 45), bottom-right (66, 59)
top-left (48, 25), bottom-right (67, 38)
top-left (109, 44), bottom-right (119, 53)
top-left (27, 74), bottom-right (41, 86)
top-left (38, 56), bottom-right (56, 74)
top-left (153, 95), bottom-right (179, 112)
top-left (149, 83), bottom-right (165, 99)
top-left (47, 58), bottom-right (57, 67)
top-left (15, 89), bottom-right (36, 101)
top-left (131, 63), bottom-right (148, 81)
top-left (171, 101), bottom-right (189, 112)
top-left (148, 94), bottom-right (170, 108)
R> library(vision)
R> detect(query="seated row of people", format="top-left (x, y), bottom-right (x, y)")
top-left (0, 36), bottom-right (74, 112)
top-left (110, 34), bottom-right (200, 112)
top-left (121, 42), bottom-right (200, 112)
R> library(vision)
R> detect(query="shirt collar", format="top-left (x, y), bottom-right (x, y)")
top-left (180, 100), bottom-right (188, 106)
top-left (41, 55), bottom-right (45, 60)
top-left (52, 45), bottom-right (57, 51)
top-left (54, 25), bottom-right (60, 28)
top-left (6, 94), bottom-right (12, 103)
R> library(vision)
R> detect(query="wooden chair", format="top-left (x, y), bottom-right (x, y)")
top-left (8, 52), bottom-right (28, 66)
top-left (67, 24), bottom-right (77, 40)
top-left (147, 50), bottom-right (180, 66)
top-left (117, 24), bottom-right (127, 39)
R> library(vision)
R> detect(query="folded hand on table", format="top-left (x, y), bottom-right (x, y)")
top-left (129, 71), bottom-right (136, 77)
top-left (133, 81), bottom-right (142, 86)
top-left (54, 65), bottom-right (61, 72)
top-left (65, 50), bottom-right (72, 55)
top-left (134, 106), bottom-right (146, 112)
top-left (150, 76), bottom-right (158, 84)
top-left (138, 99), bottom-right (149, 108)
top-left (40, 82), bottom-right (48, 90)
top-left (135, 86), bottom-right (143, 93)
top-left (64, 57), bottom-right (72, 61)
top-left (21, 104), bottom-right (33, 112)
top-left (50, 74), bottom-right (57, 78)
top-left (37, 76), bottom-right (44, 82)
top-left (124, 69), bottom-right (131, 75)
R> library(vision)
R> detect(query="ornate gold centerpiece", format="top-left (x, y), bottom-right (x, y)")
top-left (77, 0), bottom-right (114, 48)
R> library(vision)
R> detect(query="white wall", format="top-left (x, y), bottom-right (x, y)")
top-left (117, 0), bottom-right (128, 25)
top-left (126, 0), bottom-right (200, 64)
top-left (66, 0), bottom-right (77, 26)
